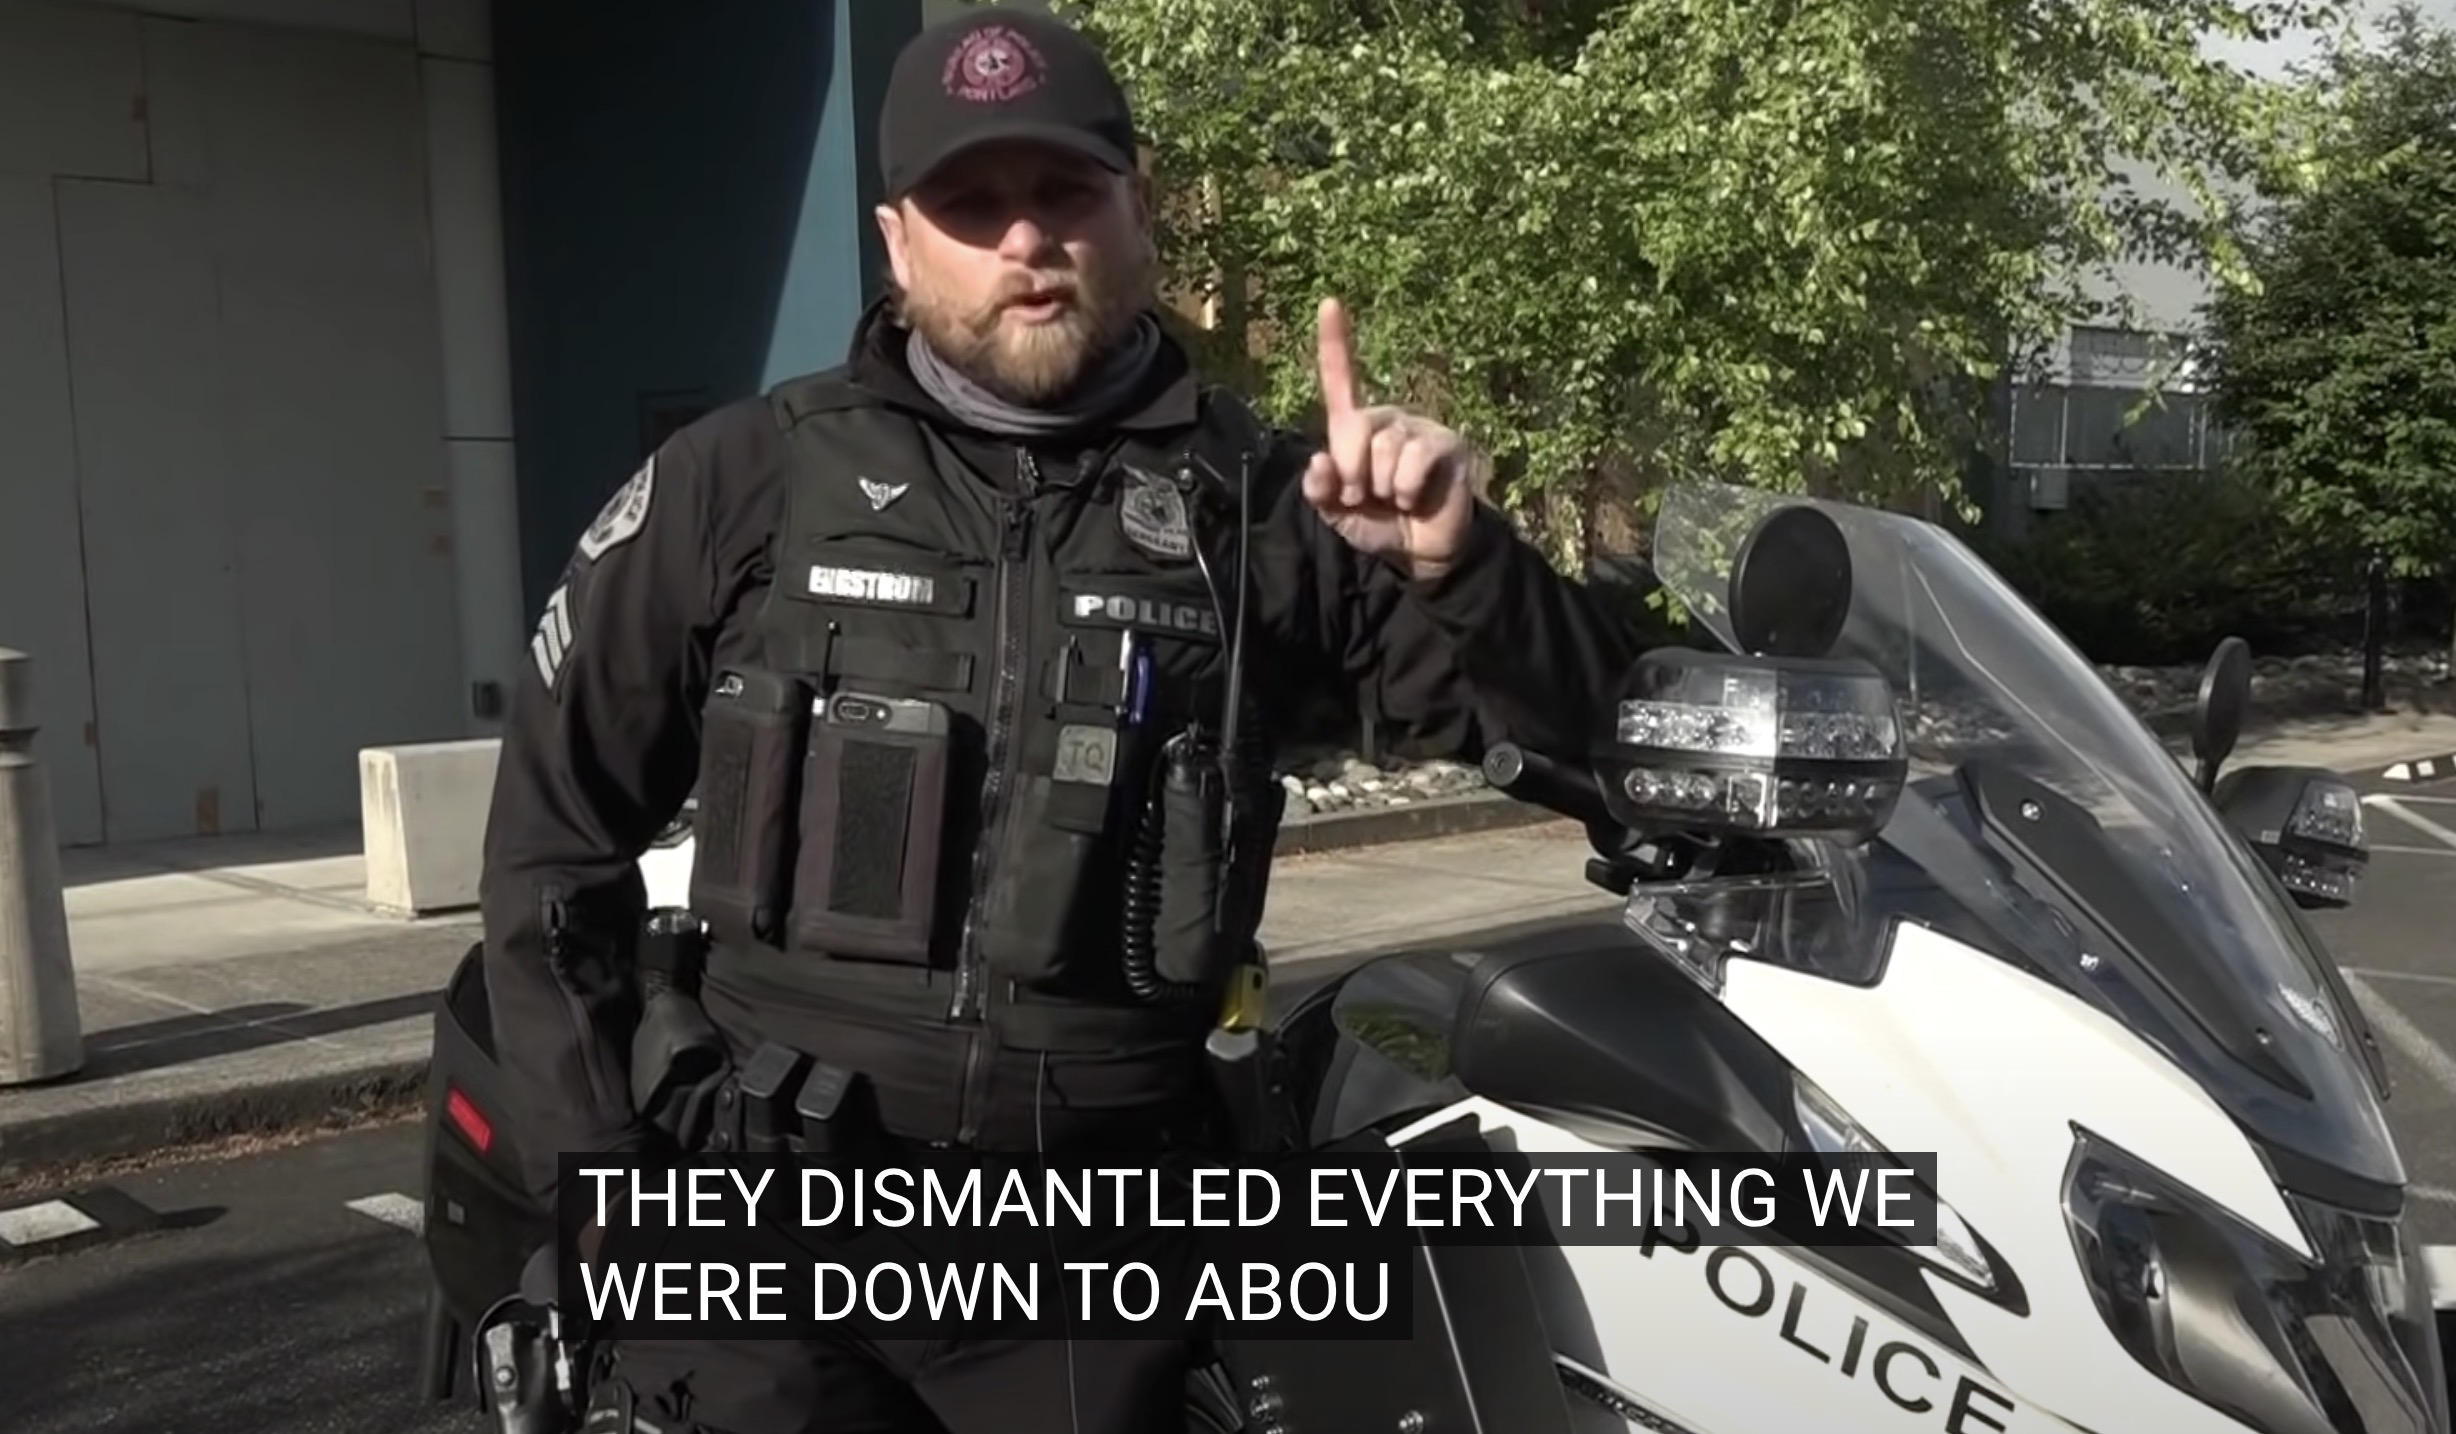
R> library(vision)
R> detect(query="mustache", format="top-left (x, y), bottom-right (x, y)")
top-left (996, 272), bottom-right (1081, 306)
top-left (949, 271), bottom-right (1099, 341)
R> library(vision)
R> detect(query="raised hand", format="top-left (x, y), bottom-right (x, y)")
top-left (1298, 297), bottom-right (1479, 578)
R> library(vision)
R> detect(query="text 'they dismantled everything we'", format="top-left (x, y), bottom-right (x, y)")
top-left (570, 1152), bottom-right (1939, 1246)
top-left (552, 1151), bottom-right (1943, 1340)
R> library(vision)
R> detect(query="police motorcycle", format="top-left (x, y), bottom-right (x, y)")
top-left (415, 477), bottom-right (2443, 1434)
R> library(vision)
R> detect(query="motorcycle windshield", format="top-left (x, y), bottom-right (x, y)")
top-left (1649, 480), bottom-right (2403, 1195)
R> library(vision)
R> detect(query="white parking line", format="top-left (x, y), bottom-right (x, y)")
top-left (2430, 1247), bottom-right (2456, 1308)
top-left (2350, 966), bottom-right (2456, 993)
top-left (345, 1193), bottom-right (424, 1235)
top-left (2344, 972), bottom-right (2456, 1100)
top-left (2365, 794), bottom-right (2456, 853)
top-left (2384, 755), bottom-right (2456, 783)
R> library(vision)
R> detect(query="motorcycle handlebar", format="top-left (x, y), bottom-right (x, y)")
top-left (1480, 742), bottom-right (1616, 832)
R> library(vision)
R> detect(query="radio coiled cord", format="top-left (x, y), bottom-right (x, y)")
top-left (1121, 731), bottom-right (1208, 1005)
top-left (1121, 440), bottom-right (1260, 1007)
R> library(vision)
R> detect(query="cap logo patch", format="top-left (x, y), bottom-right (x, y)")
top-left (944, 24), bottom-right (1045, 104)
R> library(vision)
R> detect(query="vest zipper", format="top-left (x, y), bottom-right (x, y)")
top-left (952, 449), bottom-right (1038, 1142)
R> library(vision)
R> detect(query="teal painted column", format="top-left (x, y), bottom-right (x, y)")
top-left (493, 0), bottom-right (933, 612)
top-left (762, 0), bottom-right (926, 387)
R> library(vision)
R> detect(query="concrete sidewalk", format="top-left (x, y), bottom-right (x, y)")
top-left (0, 827), bottom-right (480, 1184)
top-left (0, 819), bottom-right (1620, 1186)
top-left (3, 708), bottom-right (2452, 1187)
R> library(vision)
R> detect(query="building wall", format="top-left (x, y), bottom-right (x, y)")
top-left (0, 0), bottom-right (940, 844)
top-left (490, 0), bottom-right (923, 616)
top-left (1982, 152), bottom-right (2250, 534)
top-left (1980, 4), bottom-right (2456, 533)
top-left (0, 0), bottom-right (470, 845)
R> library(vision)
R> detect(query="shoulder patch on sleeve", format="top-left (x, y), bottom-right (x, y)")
top-left (528, 582), bottom-right (575, 692)
top-left (576, 456), bottom-right (657, 563)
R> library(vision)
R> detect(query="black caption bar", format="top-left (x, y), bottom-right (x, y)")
top-left (556, 1150), bottom-right (1942, 1340)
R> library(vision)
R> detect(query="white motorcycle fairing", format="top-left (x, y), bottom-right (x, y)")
top-left (1220, 481), bottom-right (2439, 1434)
top-left (1368, 915), bottom-right (2318, 1434)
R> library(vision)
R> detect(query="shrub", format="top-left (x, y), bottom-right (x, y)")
top-left (1975, 470), bottom-right (2366, 667)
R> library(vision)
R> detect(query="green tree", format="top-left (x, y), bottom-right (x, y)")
top-left (1042, 0), bottom-right (2338, 568)
top-left (2197, 3), bottom-right (2456, 638)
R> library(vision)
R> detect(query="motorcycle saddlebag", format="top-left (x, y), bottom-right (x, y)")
top-left (422, 942), bottom-right (554, 1329)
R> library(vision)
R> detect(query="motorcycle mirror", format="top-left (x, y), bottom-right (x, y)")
top-left (1728, 505), bottom-right (1853, 659)
top-left (2191, 637), bottom-right (2253, 792)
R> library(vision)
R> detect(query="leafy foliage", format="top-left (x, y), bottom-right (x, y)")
top-left (1043, 0), bottom-right (2339, 567)
top-left (1976, 470), bottom-right (2366, 665)
top-left (2197, 3), bottom-right (2456, 582)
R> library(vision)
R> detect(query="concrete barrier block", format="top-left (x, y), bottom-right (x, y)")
top-left (359, 739), bottom-right (501, 916)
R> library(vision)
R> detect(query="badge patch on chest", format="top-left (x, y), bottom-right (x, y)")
top-left (1117, 466), bottom-right (1193, 562)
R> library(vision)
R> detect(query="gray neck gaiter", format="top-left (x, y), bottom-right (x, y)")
top-left (905, 313), bottom-right (1163, 439)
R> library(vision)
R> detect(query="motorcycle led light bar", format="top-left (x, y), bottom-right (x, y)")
top-left (2285, 778), bottom-right (2363, 851)
top-left (1605, 650), bottom-right (1909, 841)
top-left (2209, 765), bottom-right (2373, 915)
top-left (2275, 777), bottom-right (2366, 907)
top-left (1615, 693), bottom-right (1899, 763)
top-left (1615, 767), bottom-right (1901, 832)
top-left (2278, 851), bottom-right (2355, 907)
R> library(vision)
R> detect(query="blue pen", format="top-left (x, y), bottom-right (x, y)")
top-left (1129, 647), bottom-right (1153, 726)
top-left (1118, 633), bottom-right (1152, 727)
top-left (1111, 636), bottom-right (1148, 826)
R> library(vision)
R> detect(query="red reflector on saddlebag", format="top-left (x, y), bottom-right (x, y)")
top-left (444, 1087), bottom-right (493, 1155)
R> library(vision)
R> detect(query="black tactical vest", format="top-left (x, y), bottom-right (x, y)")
top-left (684, 371), bottom-right (1289, 1059)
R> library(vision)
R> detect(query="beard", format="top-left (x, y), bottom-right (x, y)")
top-left (900, 241), bottom-right (1155, 408)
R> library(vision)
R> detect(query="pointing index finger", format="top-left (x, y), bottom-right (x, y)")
top-left (1316, 296), bottom-right (1360, 418)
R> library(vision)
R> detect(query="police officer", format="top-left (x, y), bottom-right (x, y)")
top-left (478, 9), bottom-right (1642, 1433)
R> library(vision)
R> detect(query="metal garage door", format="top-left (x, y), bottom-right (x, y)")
top-left (0, 2), bottom-right (466, 845)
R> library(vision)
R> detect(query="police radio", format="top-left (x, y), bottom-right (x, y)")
top-left (1115, 441), bottom-right (1279, 1012)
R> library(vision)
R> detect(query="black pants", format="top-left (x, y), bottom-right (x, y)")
top-left (591, 1335), bottom-right (1189, 1434)
top-left (594, 1007), bottom-right (1224, 1432)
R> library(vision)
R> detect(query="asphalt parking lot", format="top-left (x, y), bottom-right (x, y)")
top-left (5, 754), bottom-right (2456, 1434)
top-left (2311, 771), bottom-right (2456, 1244)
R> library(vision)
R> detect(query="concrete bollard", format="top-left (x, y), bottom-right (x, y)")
top-left (0, 648), bottom-right (84, 1085)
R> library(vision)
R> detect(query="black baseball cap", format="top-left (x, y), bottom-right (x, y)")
top-left (877, 10), bottom-right (1140, 202)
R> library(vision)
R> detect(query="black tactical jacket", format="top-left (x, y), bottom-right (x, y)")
top-left (477, 299), bottom-right (1643, 1201)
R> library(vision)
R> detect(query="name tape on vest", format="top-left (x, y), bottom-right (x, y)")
top-left (1064, 590), bottom-right (1220, 640)
top-left (807, 565), bottom-right (943, 609)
